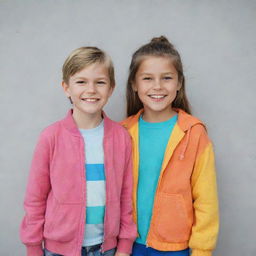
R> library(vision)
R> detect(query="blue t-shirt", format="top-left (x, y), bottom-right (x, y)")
top-left (136, 114), bottom-right (177, 245)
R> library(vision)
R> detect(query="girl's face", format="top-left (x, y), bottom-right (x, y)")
top-left (133, 56), bottom-right (181, 121)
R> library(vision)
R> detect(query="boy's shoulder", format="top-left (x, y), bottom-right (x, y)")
top-left (39, 119), bottom-right (62, 139)
top-left (105, 116), bottom-right (130, 135)
top-left (103, 115), bottom-right (132, 144)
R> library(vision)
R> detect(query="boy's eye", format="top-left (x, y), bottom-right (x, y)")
top-left (76, 81), bottom-right (85, 84)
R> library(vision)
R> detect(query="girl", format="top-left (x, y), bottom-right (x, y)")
top-left (122, 36), bottom-right (219, 256)
top-left (20, 47), bottom-right (137, 256)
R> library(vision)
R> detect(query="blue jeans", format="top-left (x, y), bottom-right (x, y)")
top-left (132, 242), bottom-right (190, 256)
top-left (44, 247), bottom-right (116, 256)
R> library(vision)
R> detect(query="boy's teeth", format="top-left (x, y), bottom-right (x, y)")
top-left (83, 98), bottom-right (98, 102)
top-left (150, 95), bottom-right (165, 99)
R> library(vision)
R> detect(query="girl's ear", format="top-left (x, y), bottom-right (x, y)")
top-left (62, 81), bottom-right (70, 97)
top-left (177, 77), bottom-right (183, 91)
top-left (132, 82), bottom-right (138, 92)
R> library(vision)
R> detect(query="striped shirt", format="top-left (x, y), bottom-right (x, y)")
top-left (79, 120), bottom-right (105, 246)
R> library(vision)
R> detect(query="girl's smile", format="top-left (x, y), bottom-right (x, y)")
top-left (133, 56), bottom-right (181, 122)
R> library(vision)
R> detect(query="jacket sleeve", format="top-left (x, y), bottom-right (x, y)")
top-left (20, 131), bottom-right (51, 256)
top-left (189, 130), bottom-right (219, 256)
top-left (117, 132), bottom-right (137, 254)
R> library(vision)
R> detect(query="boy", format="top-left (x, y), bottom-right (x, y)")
top-left (20, 47), bottom-right (136, 256)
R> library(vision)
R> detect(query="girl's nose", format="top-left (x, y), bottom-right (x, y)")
top-left (152, 79), bottom-right (162, 89)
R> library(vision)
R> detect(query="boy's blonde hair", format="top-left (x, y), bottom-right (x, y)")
top-left (62, 46), bottom-right (115, 88)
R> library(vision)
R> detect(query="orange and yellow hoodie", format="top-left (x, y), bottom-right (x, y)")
top-left (121, 109), bottom-right (219, 256)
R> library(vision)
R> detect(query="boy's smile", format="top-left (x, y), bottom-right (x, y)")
top-left (62, 63), bottom-right (113, 128)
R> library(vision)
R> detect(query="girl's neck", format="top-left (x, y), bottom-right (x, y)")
top-left (142, 108), bottom-right (177, 123)
top-left (72, 108), bottom-right (103, 129)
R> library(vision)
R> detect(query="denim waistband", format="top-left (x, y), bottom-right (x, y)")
top-left (82, 243), bottom-right (102, 253)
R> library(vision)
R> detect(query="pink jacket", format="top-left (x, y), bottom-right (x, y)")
top-left (20, 110), bottom-right (137, 256)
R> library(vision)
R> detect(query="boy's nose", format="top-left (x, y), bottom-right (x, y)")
top-left (86, 83), bottom-right (96, 93)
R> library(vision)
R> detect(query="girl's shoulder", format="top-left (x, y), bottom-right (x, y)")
top-left (120, 110), bottom-right (143, 130)
top-left (176, 109), bottom-right (212, 142)
top-left (177, 109), bottom-right (206, 130)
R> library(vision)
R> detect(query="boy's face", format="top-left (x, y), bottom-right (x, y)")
top-left (62, 63), bottom-right (113, 120)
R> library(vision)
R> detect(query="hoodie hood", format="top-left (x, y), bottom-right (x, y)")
top-left (121, 108), bottom-right (207, 160)
top-left (122, 108), bottom-right (206, 131)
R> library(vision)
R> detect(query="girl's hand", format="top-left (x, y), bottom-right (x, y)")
top-left (114, 252), bottom-right (129, 256)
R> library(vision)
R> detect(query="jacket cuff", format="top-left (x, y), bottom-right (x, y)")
top-left (26, 245), bottom-right (43, 256)
top-left (117, 238), bottom-right (134, 254)
top-left (191, 249), bottom-right (212, 256)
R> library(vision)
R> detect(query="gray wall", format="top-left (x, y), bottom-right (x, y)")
top-left (1, 1), bottom-right (256, 255)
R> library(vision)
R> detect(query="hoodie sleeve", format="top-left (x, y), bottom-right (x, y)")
top-left (20, 131), bottom-right (52, 256)
top-left (189, 129), bottom-right (219, 256)
top-left (117, 131), bottom-right (137, 254)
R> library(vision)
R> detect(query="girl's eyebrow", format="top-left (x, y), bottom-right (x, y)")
top-left (96, 77), bottom-right (108, 80)
top-left (138, 72), bottom-right (152, 76)
top-left (139, 71), bottom-right (175, 76)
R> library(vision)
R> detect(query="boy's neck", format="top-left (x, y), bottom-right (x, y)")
top-left (72, 108), bottom-right (103, 129)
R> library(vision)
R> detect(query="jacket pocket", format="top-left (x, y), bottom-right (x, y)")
top-left (44, 200), bottom-right (81, 242)
top-left (153, 193), bottom-right (190, 243)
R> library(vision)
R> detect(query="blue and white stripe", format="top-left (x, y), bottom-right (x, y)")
top-left (79, 121), bottom-right (105, 246)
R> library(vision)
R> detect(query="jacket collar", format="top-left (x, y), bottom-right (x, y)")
top-left (61, 109), bottom-right (113, 137)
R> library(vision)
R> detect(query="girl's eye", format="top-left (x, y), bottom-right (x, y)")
top-left (163, 76), bottom-right (172, 80)
top-left (97, 81), bottom-right (106, 85)
top-left (143, 77), bottom-right (152, 80)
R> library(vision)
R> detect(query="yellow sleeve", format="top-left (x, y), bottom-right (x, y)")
top-left (189, 141), bottom-right (219, 256)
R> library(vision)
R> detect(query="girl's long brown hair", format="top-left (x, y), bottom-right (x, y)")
top-left (126, 36), bottom-right (191, 117)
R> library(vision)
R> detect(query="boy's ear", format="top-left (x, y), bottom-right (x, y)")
top-left (109, 86), bottom-right (114, 97)
top-left (62, 81), bottom-right (70, 97)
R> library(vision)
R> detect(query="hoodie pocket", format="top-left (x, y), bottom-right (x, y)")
top-left (154, 193), bottom-right (190, 243)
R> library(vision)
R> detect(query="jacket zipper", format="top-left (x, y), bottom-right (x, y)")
top-left (101, 133), bottom-right (107, 253)
top-left (78, 136), bottom-right (86, 255)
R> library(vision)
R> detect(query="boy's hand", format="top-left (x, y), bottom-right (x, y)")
top-left (114, 252), bottom-right (129, 256)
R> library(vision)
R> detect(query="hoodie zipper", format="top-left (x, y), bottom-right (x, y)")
top-left (145, 162), bottom-right (165, 247)
top-left (145, 129), bottom-right (190, 247)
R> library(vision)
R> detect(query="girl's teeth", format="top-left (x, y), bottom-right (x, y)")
top-left (150, 95), bottom-right (165, 99)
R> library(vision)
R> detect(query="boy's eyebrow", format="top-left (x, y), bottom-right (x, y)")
top-left (73, 76), bottom-right (108, 80)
